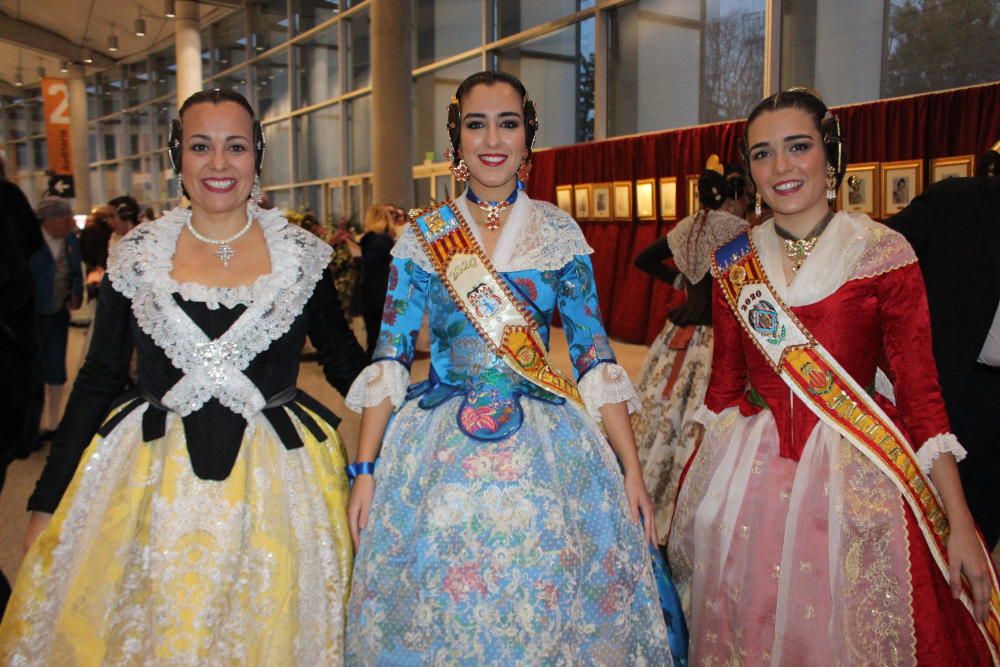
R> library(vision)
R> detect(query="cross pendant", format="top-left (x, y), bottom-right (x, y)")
top-left (216, 244), bottom-right (235, 267)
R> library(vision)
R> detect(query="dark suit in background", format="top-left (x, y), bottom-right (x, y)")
top-left (0, 179), bottom-right (44, 615)
top-left (887, 176), bottom-right (1000, 548)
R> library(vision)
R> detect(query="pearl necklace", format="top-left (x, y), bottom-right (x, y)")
top-left (466, 186), bottom-right (518, 231)
top-left (185, 212), bottom-right (254, 267)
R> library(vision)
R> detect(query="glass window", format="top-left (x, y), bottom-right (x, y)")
top-left (152, 49), bottom-right (177, 98)
top-left (88, 128), bottom-right (98, 163)
top-left (413, 0), bottom-right (482, 68)
top-left (93, 72), bottom-right (122, 116)
top-left (293, 0), bottom-right (340, 33)
top-left (251, 0), bottom-right (290, 53)
top-left (496, 17), bottom-right (595, 147)
top-left (296, 23), bottom-right (340, 107)
top-left (89, 168), bottom-right (101, 203)
top-left (32, 138), bottom-right (46, 170)
top-left (101, 119), bottom-right (121, 160)
top-left (103, 164), bottom-right (120, 198)
top-left (153, 100), bottom-right (174, 149)
top-left (209, 69), bottom-right (251, 99)
top-left (345, 7), bottom-right (371, 90)
top-left (124, 60), bottom-right (149, 108)
top-left (347, 94), bottom-right (371, 173)
top-left (126, 113), bottom-right (141, 156)
top-left (267, 187), bottom-right (292, 211)
top-left (494, 0), bottom-right (585, 40)
top-left (14, 142), bottom-right (28, 172)
top-left (27, 100), bottom-right (44, 137)
top-left (780, 0), bottom-right (1000, 104)
top-left (5, 106), bottom-right (25, 140)
top-left (262, 119), bottom-right (292, 185)
top-left (297, 104), bottom-right (342, 179)
top-left (255, 50), bottom-right (291, 120)
top-left (214, 11), bottom-right (249, 70)
top-left (86, 77), bottom-right (99, 118)
top-left (412, 57), bottom-right (479, 164)
top-left (329, 183), bottom-right (344, 220)
top-left (200, 26), bottom-right (215, 77)
top-left (296, 184), bottom-right (323, 215)
top-left (608, 0), bottom-right (765, 136)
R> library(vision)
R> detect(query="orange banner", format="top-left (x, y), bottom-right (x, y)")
top-left (42, 78), bottom-right (73, 176)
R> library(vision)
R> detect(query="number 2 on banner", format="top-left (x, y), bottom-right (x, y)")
top-left (47, 82), bottom-right (70, 125)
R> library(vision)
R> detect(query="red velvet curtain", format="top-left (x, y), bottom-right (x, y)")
top-left (528, 82), bottom-right (1000, 344)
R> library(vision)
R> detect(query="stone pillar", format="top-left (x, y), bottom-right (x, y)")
top-left (67, 64), bottom-right (91, 213)
top-left (175, 0), bottom-right (203, 108)
top-left (371, 0), bottom-right (413, 209)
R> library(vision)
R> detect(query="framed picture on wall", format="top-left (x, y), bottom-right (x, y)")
top-left (613, 181), bottom-right (632, 220)
top-left (686, 175), bottom-right (700, 216)
top-left (555, 185), bottom-right (574, 215)
top-left (573, 184), bottom-right (592, 220)
top-left (930, 155), bottom-right (975, 183)
top-left (658, 177), bottom-right (677, 220)
top-left (839, 163), bottom-right (879, 216)
top-left (591, 182), bottom-right (612, 220)
top-left (881, 160), bottom-right (922, 217)
top-left (635, 179), bottom-right (656, 221)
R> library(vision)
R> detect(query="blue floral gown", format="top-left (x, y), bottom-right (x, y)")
top-left (344, 193), bottom-right (677, 665)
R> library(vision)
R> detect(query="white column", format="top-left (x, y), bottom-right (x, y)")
top-left (371, 0), bottom-right (413, 209)
top-left (68, 64), bottom-right (91, 213)
top-left (175, 0), bottom-right (203, 109)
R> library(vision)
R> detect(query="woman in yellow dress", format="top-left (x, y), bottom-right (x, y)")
top-left (0, 89), bottom-right (366, 665)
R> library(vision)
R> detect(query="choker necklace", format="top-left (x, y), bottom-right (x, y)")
top-left (466, 186), bottom-right (518, 231)
top-left (774, 210), bottom-right (834, 273)
top-left (186, 212), bottom-right (255, 267)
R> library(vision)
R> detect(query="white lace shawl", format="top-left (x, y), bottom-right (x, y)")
top-left (696, 212), bottom-right (965, 466)
top-left (667, 209), bottom-right (748, 284)
top-left (107, 203), bottom-right (333, 420)
top-left (347, 192), bottom-right (637, 416)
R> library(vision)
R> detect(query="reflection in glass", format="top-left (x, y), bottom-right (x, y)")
top-left (209, 69), bottom-right (251, 100)
top-left (297, 25), bottom-right (340, 107)
top-left (780, 0), bottom-right (1000, 104)
top-left (496, 17), bottom-right (595, 147)
top-left (495, 0), bottom-right (584, 39)
top-left (348, 95), bottom-right (371, 173)
top-left (297, 104), bottom-right (342, 179)
top-left (255, 50), bottom-right (291, 120)
top-left (297, 184), bottom-right (323, 215)
top-left (214, 12), bottom-right (249, 70)
top-left (32, 138), bottom-right (46, 170)
top-left (263, 119), bottom-right (292, 185)
top-left (268, 187), bottom-right (292, 211)
top-left (293, 0), bottom-right (340, 33)
top-left (346, 8), bottom-right (371, 90)
top-left (251, 0), bottom-right (289, 53)
top-left (125, 60), bottom-right (149, 108)
top-left (152, 48), bottom-right (177, 98)
top-left (413, 0), bottom-right (482, 68)
top-left (608, 0), bottom-right (764, 136)
top-left (412, 58), bottom-right (480, 164)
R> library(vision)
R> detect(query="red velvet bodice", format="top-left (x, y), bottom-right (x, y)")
top-left (705, 262), bottom-right (951, 460)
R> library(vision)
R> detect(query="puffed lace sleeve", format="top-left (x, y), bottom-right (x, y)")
top-left (344, 247), bottom-right (431, 412)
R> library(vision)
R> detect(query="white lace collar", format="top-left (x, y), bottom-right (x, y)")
top-left (394, 191), bottom-right (593, 273)
top-left (108, 203), bottom-right (326, 309)
top-left (107, 203), bottom-right (333, 420)
top-left (667, 209), bottom-right (748, 284)
top-left (752, 211), bottom-right (915, 307)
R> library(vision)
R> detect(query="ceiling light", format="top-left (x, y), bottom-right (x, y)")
top-left (135, 18), bottom-right (146, 37)
top-left (108, 27), bottom-right (119, 52)
top-left (15, 69), bottom-right (23, 87)
top-left (37, 64), bottom-right (45, 78)
top-left (165, 0), bottom-right (176, 18)
top-left (60, 61), bottom-right (70, 73)
top-left (83, 48), bottom-right (93, 64)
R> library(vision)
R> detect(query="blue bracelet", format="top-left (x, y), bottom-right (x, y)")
top-left (345, 460), bottom-right (377, 482)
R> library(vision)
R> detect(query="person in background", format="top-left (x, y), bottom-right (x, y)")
top-left (631, 158), bottom-right (749, 541)
top-left (351, 204), bottom-right (397, 356)
top-left (107, 195), bottom-right (140, 253)
top-left (28, 197), bottom-right (83, 444)
top-left (140, 206), bottom-right (156, 223)
top-left (0, 163), bottom-right (44, 614)
top-left (79, 205), bottom-right (114, 298)
top-left (886, 147), bottom-right (1000, 551)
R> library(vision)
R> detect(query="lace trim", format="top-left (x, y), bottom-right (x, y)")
top-left (667, 210), bottom-right (748, 284)
top-left (914, 432), bottom-right (967, 474)
top-left (110, 203), bottom-right (332, 419)
top-left (345, 360), bottom-right (410, 413)
top-left (577, 362), bottom-right (638, 420)
top-left (850, 215), bottom-right (918, 282)
top-left (390, 195), bottom-right (593, 274)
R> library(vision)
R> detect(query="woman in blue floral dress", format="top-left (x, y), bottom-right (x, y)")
top-left (343, 71), bottom-right (679, 664)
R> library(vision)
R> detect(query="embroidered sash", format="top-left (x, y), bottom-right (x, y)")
top-left (410, 201), bottom-right (582, 406)
top-left (713, 231), bottom-right (1000, 662)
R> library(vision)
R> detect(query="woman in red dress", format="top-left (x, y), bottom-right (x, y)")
top-left (667, 88), bottom-right (998, 665)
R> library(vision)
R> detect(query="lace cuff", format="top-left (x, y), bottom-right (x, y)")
top-left (914, 432), bottom-right (967, 474)
top-left (345, 360), bottom-right (410, 413)
top-left (690, 404), bottom-right (721, 428)
top-left (577, 363), bottom-right (639, 421)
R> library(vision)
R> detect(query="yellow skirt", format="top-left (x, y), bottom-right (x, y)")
top-left (0, 402), bottom-right (353, 666)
